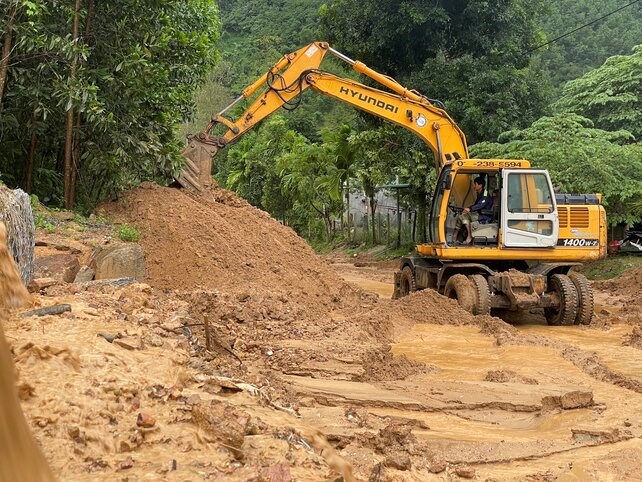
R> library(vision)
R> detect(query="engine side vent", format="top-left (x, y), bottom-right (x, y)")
top-left (570, 207), bottom-right (590, 228)
top-left (558, 207), bottom-right (569, 228)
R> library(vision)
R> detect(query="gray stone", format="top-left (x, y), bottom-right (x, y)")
top-left (95, 244), bottom-right (146, 281)
top-left (74, 266), bottom-right (95, 283)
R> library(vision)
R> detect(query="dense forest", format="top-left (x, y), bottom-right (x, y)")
top-left (1, 0), bottom-right (641, 241)
top-left (0, 0), bottom-right (220, 209)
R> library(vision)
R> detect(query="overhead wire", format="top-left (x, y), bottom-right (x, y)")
top-left (527, 0), bottom-right (641, 53)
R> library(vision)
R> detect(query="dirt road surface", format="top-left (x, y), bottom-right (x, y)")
top-left (6, 184), bottom-right (642, 481)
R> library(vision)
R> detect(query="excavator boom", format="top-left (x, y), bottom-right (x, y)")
top-left (177, 41), bottom-right (468, 191)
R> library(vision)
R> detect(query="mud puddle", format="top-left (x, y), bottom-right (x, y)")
top-left (520, 324), bottom-right (642, 379)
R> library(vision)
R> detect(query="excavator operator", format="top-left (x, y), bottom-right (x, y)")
top-left (452, 177), bottom-right (491, 245)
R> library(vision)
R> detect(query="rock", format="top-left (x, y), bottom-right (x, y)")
top-left (191, 399), bottom-right (251, 459)
top-left (27, 277), bottom-right (58, 292)
top-left (560, 390), bottom-right (593, 409)
top-left (260, 463), bottom-right (292, 482)
top-left (113, 337), bottom-right (140, 351)
top-left (117, 456), bottom-right (135, 471)
top-left (455, 466), bottom-right (475, 479)
top-left (95, 244), bottom-right (146, 281)
top-left (74, 266), bottom-right (95, 283)
top-left (35, 237), bottom-right (83, 253)
top-left (17, 382), bottom-right (35, 401)
top-left (429, 460), bottom-right (447, 473)
top-left (97, 332), bottom-right (122, 344)
top-left (384, 454), bottom-right (411, 471)
top-left (136, 412), bottom-right (156, 428)
top-left (35, 253), bottom-right (80, 283)
top-left (144, 334), bottom-right (164, 347)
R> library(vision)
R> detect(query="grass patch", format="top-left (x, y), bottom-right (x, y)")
top-left (579, 255), bottom-right (642, 280)
top-left (116, 224), bottom-right (140, 242)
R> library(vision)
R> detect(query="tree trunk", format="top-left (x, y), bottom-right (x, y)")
top-left (70, 0), bottom-right (94, 203)
top-left (64, 0), bottom-right (82, 209)
top-left (369, 197), bottom-right (377, 244)
top-left (0, 5), bottom-right (17, 103)
top-left (412, 210), bottom-right (417, 242)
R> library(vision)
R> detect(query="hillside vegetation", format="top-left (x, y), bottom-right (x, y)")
top-left (1, 0), bottom-right (640, 243)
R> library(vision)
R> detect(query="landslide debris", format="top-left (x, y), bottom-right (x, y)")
top-left (101, 183), bottom-right (349, 307)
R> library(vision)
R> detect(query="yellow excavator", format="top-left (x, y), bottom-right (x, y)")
top-left (178, 41), bottom-right (607, 326)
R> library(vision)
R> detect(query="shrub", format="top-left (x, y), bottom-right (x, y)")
top-left (116, 224), bottom-right (140, 242)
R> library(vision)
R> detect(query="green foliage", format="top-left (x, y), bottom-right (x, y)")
top-left (184, 0), bottom-right (356, 146)
top-left (34, 212), bottom-right (55, 233)
top-left (320, 0), bottom-right (550, 144)
top-left (471, 114), bottom-right (642, 225)
top-left (116, 224), bottom-right (140, 242)
top-left (537, 0), bottom-right (642, 87)
top-left (0, 0), bottom-right (221, 207)
top-left (555, 45), bottom-right (642, 139)
top-left (580, 255), bottom-right (642, 280)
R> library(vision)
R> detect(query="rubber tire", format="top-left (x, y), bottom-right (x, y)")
top-left (398, 266), bottom-right (416, 297)
top-left (444, 274), bottom-right (475, 314)
top-left (568, 272), bottom-right (594, 325)
top-left (544, 274), bottom-right (579, 326)
top-left (468, 274), bottom-right (491, 316)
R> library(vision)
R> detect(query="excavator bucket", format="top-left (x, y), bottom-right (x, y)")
top-left (176, 133), bottom-right (226, 191)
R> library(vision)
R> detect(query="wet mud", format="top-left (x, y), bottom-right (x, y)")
top-left (6, 185), bottom-right (642, 481)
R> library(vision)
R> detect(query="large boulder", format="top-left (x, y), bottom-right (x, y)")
top-left (95, 244), bottom-right (146, 281)
top-left (35, 253), bottom-right (80, 283)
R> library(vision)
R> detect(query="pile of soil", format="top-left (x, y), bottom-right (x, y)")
top-left (102, 183), bottom-right (348, 308)
top-left (594, 266), bottom-right (642, 304)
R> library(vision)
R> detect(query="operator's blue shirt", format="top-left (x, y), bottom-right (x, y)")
top-left (470, 192), bottom-right (493, 224)
top-left (470, 191), bottom-right (489, 212)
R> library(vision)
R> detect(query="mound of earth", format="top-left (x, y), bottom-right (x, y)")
top-left (101, 183), bottom-right (349, 310)
top-left (594, 266), bottom-right (642, 304)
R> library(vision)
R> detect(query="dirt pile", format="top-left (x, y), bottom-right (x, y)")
top-left (102, 183), bottom-right (349, 306)
top-left (594, 266), bottom-right (642, 304)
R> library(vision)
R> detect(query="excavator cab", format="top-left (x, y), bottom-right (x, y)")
top-left (440, 166), bottom-right (559, 248)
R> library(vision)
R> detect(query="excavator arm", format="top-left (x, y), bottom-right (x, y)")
top-left (178, 41), bottom-right (468, 191)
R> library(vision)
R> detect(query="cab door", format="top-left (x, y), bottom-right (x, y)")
top-left (501, 169), bottom-right (558, 248)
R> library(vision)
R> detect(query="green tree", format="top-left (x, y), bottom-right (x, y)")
top-left (320, 0), bottom-right (550, 144)
top-left (0, 0), bottom-right (220, 209)
top-left (225, 116), bottom-right (303, 218)
top-left (348, 127), bottom-right (397, 244)
top-left (537, 0), bottom-right (642, 87)
top-left (555, 45), bottom-right (642, 139)
top-left (279, 142), bottom-right (343, 241)
top-left (471, 114), bottom-right (642, 225)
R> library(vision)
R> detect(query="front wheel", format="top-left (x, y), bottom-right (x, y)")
top-left (444, 274), bottom-right (475, 314)
top-left (544, 274), bottom-right (579, 326)
top-left (398, 266), bottom-right (416, 298)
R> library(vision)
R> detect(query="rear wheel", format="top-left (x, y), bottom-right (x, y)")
top-left (468, 274), bottom-right (491, 316)
top-left (544, 274), bottom-right (578, 326)
top-left (398, 266), bottom-right (416, 297)
top-left (568, 272), bottom-right (594, 325)
top-left (444, 274), bottom-right (475, 314)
